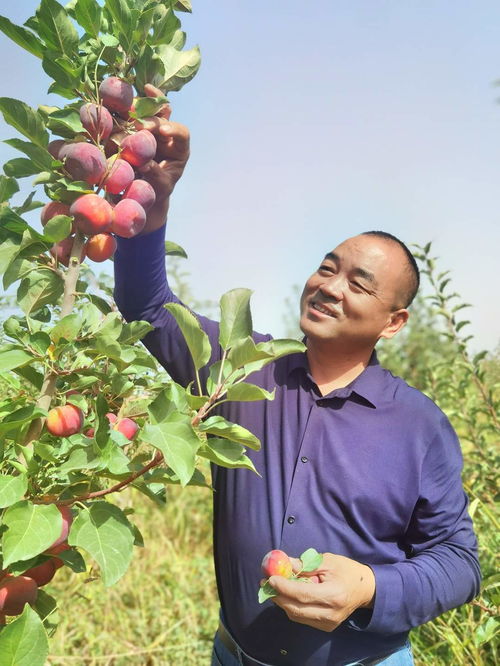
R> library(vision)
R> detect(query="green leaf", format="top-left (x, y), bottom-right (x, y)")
top-left (165, 240), bottom-right (187, 258)
top-left (258, 581), bottom-right (277, 604)
top-left (36, 0), bottom-right (79, 58)
top-left (0, 474), bottom-right (28, 509)
top-left (50, 313), bottom-right (83, 343)
top-left (42, 214), bottom-right (73, 243)
top-left (149, 6), bottom-right (180, 46)
top-left (4, 158), bottom-right (39, 179)
top-left (74, 0), bottom-right (102, 37)
top-left (164, 303), bottom-right (211, 371)
top-left (200, 438), bottom-right (258, 473)
top-left (0, 15), bottom-right (44, 59)
top-left (17, 270), bottom-right (64, 316)
top-left (104, 0), bottom-right (134, 43)
top-left (0, 205), bottom-right (28, 234)
top-left (199, 415), bottom-right (261, 450)
top-left (42, 52), bottom-right (81, 90)
top-left (3, 257), bottom-right (34, 290)
top-left (227, 336), bottom-right (273, 370)
top-left (3, 138), bottom-right (53, 171)
top-left (244, 338), bottom-right (306, 374)
top-left (0, 348), bottom-right (33, 372)
top-left (0, 175), bottom-right (19, 202)
top-left (219, 288), bottom-right (253, 351)
top-left (0, 605), bottom-right (49, 666)
top-left (134, 45), bottom-right (165, 94)
top-left (0, 406), bottom-right (47, 437)
top-left (141, 420), bottom-right (200, 486)
top-left (226, 382), bottom-right (275, 402)
top-left (148, 382), bottom-right (190, 423)
top-left (132, 96), bottom-right (168, 119)
top-left (46, 107), bottom-right (85, 137)
top-left (13, 192), bottom-right (44, 216)
top-left (174, 0), bottom-right (192, 12)
top-left (155, 44), bottom-right (201, 93)
top-left (0, 98), bottom-right (48, 148)
top-left (2, 501), bottom-right (62, 567)
top-left (118, 320), bottom-right (154, 344)
top-left (299, 548), bottom-right (323, 573)
top-left (68, 502), bottom-right (135, 586)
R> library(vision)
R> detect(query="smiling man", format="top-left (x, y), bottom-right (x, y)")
top-left (113, 95), bottom-right (480, 666)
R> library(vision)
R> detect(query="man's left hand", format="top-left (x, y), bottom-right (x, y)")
top-left (266, 553), bottom-right (375, 632)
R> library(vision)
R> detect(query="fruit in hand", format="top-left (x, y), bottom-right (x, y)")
top-left (46, 404), bottom-right (84, 437)
top-left (101, 156), bottom-right (135, 194)
top-left (85, 233), bottom-right (117, 262)
top-left (122, 179), bottom-right (156, 211)
top-left (120, 129), bottom-right (157, 167)
top-left (99, 76), bottom-right (134, 115)
top-left (261, 549), bottom-right (294, 578)
top-left (59, 142), bottom-right (107, 185)
top-left (70, 193), bottom-right (113, 235)
top-left (0, 576), bottom-right (38, 615)
top-left (111, 198), bottom-right (146, 238)
top-left (80, 102), bottom-right (114, 143)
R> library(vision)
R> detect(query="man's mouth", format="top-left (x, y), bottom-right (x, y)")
top-left (310, 301), bottom-right (338, 317)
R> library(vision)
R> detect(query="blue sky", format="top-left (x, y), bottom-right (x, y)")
top-left (1, 1), bottom-right (499, 352)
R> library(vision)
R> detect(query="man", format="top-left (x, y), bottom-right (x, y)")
top-left (113, 88), bottom-right (480, 666)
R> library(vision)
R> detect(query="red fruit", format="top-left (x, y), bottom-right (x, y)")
top-left (106, 412), bottom-right (118, 424)
top-left (261, 550), bottom-right (293, 578)
top-left (41, 201), bottom-right (72, 226)
top-left (46, 404), bottom-right (84, 437)
top-left (70, 193), bottom-right (114, 235)
top-left (0, 576), bottom-right (38, 616)
top-left (50, 236), bottom-right (86, 267)
top-left (84, 427), bottom-right (95, 437)
top-left (80, 103), bottom-right (114, 143)
top-left (111, 198), bottom-right (146, 238)
top-left (120, 130), bottom-right (157, 167)
top-left (59, 142), bottom-right (107, 185)
top-left (122, 179), bottom-right (156, 211)
top-left (24, 560), bottom-right (57, 587)
top-left (101, 156), bottom-right (135, 194)
top-left (48, 139), bottom-right (66, 159)
top-left (114, 417), bottom-right (139, 440)
top-left (47, 505), bottom-right (73, 552)
top-left (99, 77), bottom-right (134, 115)
top-left (85, 233), bottom-right (117, 262)
top-left (46, 543), bottom-right (71, 569)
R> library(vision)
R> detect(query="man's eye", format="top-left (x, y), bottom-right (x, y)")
top-left (319, 265), bottom-right (334, 273)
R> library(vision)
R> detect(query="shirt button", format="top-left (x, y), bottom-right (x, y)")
top-left (301, 456), bottom-right (308, 463)
top-left (287, 516), bottom-right (295, 524)
top-left (280, 649), bottom-right (288, 655)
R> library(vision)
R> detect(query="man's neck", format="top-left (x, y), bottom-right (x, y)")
top-left (306, 340), bottom-right (374, 396)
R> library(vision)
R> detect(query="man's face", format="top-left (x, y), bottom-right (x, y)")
top-left (299, 235), bottom-right (408, 351)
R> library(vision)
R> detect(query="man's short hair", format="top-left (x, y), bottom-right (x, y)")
top-left (361, 231), bottom-right (420, 308)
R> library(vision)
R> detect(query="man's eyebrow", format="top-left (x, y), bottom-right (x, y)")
top-left (323, 252), bottom-right (377, 284)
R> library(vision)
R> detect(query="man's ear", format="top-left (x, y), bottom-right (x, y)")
top-left (379, 309), bottom-right (409, 340)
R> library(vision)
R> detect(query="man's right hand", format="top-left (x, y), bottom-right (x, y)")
top-left (127, 83), bottom-right (190, 234)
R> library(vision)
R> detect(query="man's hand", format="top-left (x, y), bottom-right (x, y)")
top-left (266, 553), bottom-right (375, 633)
top-left (124, 83), bottom-right (190, 233)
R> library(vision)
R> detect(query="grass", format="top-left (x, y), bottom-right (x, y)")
top-left (46, 482), bottom-right (218, 665)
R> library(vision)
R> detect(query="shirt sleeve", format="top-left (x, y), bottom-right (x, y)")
top-left (113, 225), bottom-right (222, 387)
top-left (364, 415), bottom-right (481, 634)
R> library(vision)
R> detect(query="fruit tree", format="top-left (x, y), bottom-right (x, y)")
top-left (0, 1), bottom-right (305, 662)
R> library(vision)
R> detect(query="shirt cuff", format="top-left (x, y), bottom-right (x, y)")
top-left (359, 564), bottom-right (405, 634)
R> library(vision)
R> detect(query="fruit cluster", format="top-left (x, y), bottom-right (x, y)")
top-left (46, 404), bottom-right (139, 441)
top-left (0, 506), bottom-right (72, 620)
top-left (43, 77), bottom-right (159, 266)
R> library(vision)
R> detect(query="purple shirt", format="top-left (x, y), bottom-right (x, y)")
top-left (114, 227), bottom-right (480, 666)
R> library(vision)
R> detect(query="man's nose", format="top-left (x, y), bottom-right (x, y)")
top-left (319, 275), bottom-right (344, 301)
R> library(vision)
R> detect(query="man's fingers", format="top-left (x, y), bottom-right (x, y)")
top-left (143, 83), bottom-right (164, 98)
top-left (268, 576), bottom-right (317, 603)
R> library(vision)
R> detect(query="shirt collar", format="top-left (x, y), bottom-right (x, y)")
top-left (287, 349), bottom-right (385, 409)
